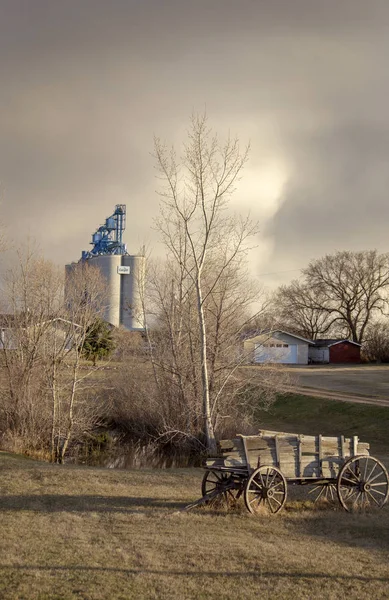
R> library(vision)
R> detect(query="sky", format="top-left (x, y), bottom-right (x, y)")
top-left (1, 0), bottom-right (389, 288)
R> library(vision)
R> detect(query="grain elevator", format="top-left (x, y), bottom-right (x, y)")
top-left (65, 204), bottom-right (145, 330)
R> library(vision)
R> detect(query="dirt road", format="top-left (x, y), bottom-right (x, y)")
top-left (285, 364), bottom-right (389, 406)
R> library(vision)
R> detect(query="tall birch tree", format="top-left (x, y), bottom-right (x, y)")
top-left (153, 113), bottom-right (257, 452)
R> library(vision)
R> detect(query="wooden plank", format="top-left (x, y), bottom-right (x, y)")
top-left (218, 438), bottom-right (244, 453)
top-left (297, 435), bottom-right (302, 477)
top-left (238, 435), bottom-right (253, 472)
top-left (352, 435), bottom-right (359, 456)
top-left (274, 435), bottom-right (280, 469)
top-left (244, 439), bottom-right (274, 452)
top-left (258, 429), bottom-right (298, 438)
top-left (358, 442), bottom-right (370, 455)
top-left (280, 468), bottom-right (296, 479)
top-left (340, 434), bottom-right (345, 460)
top-left (247, 451), bottom-right (277, 468)
top-left (322, 464), bottom-right (338, 478)
top-left (318, 434), bottom-right (322, 477)
top-left (322, 446), bottom-right (341, 455)
top-left (321, 442), bottom-right (341, 451)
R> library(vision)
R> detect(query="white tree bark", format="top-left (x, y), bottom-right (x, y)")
top-left (153, 113), bottom-right (257, 452)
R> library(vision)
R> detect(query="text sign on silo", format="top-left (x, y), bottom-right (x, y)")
top-left (117, 266), bottom-right (131, 275)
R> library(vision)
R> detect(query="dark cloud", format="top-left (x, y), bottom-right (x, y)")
top-left (263, 119), bottom-right (389, 284)
top-left (0, 0), bottom-right (388, 283)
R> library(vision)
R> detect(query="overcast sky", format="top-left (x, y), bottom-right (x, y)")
top-left (1, 0), bottom-right (388, 287)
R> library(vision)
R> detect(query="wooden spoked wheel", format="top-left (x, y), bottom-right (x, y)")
top-left (244, 466), bottom-right (287, 515)
top-left (337, 455), bottom-right (389, 512)
top-left (308, 483), bottom-right (338, 505)
top-left (201, 470), bottom-right (239, 506)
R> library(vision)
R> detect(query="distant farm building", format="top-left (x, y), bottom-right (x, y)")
top-left (243, 330), bottom-right (362, 365)
top-left (0, 316), bottom-right (81, 351)
top-left (309, 339), bottom-right (361, 364)
top-left (243, 330), bottom-right (312, 365)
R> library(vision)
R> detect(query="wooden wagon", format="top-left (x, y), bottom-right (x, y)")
top-left (202, 430), bottom-right (389, 513)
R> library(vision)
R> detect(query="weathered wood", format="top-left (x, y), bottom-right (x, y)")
top-left (352, 435), bottom-right (359, 456)
top-left (244, 438), bottom-right (276, 451)
top-left (199, 430), bottom-right (383, 516)
top-left (211, 430), bottom-right (370, 479)
top-left (318, 434), bottom-right (322, 477)
top-left (274, 435), bottom-right (280, 469)
top-left (297, 435), bottom-right (302, 477)
top-left (239, 435), bottom-right (251, 471)
top-left (183, 489), bottom-right (221, 512)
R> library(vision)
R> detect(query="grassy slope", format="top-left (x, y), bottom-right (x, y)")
top-left (1, 448), bottom-right (389, 600)
top-left (256, 393), bottom-right (389, 454)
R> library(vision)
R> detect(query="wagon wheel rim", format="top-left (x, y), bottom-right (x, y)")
top-left (201, 470), bottom-right (239, 506)
top-left (244, 466), bottom-right (287, 515)
top-left (337, 455), bottom-right (389, 512)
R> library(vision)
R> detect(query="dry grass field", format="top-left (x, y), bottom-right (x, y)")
top-left (1, 451), bottom-right (389, 600)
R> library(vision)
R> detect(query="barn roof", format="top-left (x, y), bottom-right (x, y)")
top-left (243, 329), bottom-right (313, 344)
top-left (0, 314), bottom-right (82, 329)
top-left (313, 338), bottom-right (361, 348)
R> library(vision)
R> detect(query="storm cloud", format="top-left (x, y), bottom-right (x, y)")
top-left (0, 0), bottom-right (388, 287)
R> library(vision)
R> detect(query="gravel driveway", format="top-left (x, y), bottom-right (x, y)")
top-left (287, 364), bottom-right (389, 399)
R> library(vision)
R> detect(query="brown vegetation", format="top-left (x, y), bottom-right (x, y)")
top-left (1, 451), bottom-right (389, 600)
top-left (0, 249), bottom-right (110, 462)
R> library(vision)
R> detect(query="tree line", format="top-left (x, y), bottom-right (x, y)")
top-left (273, 250), bottom-right (389, 360)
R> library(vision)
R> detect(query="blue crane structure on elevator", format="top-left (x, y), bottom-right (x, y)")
top-left (81, 204), bottom-right (127, 259)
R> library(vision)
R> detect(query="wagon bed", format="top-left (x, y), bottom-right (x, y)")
top-left (206, 430), bottom-right (370, 480)
top-left (200, 429), bottom-right (388, 513)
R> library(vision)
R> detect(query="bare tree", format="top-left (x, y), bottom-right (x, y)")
top-left (132, 254), bottom-right (272, 454)
top-left (363, 320), bottom-right (389, 363)
top-left (49, 261), bottom-right (107, 462)
top-left (152, 113), bottom-right (261, 451)
top-left (276, 251), bottom-right (389, 344)
top-left (0, 250), bottom-right (64, 452)
top-left (276, 281), bottom-right (334, 340)
top-left (0, 250), bottom-right (108, 462)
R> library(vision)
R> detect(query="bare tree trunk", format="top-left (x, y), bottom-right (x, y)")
top-left (59, 351), bottom-right (79, 463)
top-left (152, 112), bottom-right (257, 452)
top-left (196, 279), bottom-right (216, 452)
top-left (50, 362), bottom-right (57, 462)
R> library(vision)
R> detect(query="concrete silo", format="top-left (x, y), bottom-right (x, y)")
top-left (65, 205), bottom-right (145, 331)
top-left (120, 254), bottom-right (146, 331)
top-left (88, 255), bottom-right (122, 327)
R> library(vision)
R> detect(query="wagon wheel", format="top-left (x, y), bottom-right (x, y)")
top-left (337, 455), bottom-right (389, 512)
top-left (244, 466), bottom-right (287, 515)
top-left (308, 482), bottom-right (338, 506)
top-left (201, 470), bottom-right (239, 506)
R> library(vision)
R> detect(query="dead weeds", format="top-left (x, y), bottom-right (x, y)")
top-left (1, 452), bottom-right (389, 599)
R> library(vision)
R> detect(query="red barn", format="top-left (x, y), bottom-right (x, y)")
top-left (309, 339), bottom-right (361, 364)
